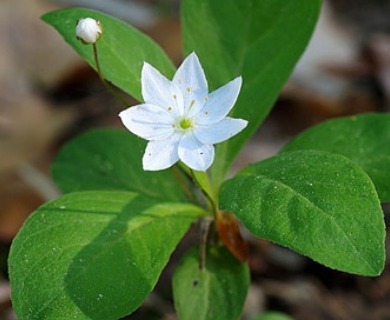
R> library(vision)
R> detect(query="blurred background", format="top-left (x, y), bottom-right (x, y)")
top-left (0, 0), bottom-right (389, 319)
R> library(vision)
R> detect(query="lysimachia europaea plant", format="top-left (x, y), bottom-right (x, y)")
top-left (8, 1), bottom-right (390, 319)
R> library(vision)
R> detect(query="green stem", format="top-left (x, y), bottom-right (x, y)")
top-left (92, 43), bottom-right (129, 108)
top-left (190, 169), bottom-right (218, 218)
top-left (199, 217), bottom-right (213, 270)
top-left (172, 165), bottom-right (196, 203)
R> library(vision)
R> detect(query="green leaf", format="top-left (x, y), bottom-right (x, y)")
top-left (9, 191), bottom-right (205, 320)
top-left (52, 128), bottom-right (189, 202)
top-left (173, 245), bottom-right (249, 320)
top-left (182, 0), bottom-right (321, 188)
top-left (251, 312), bottom-right (294, 320)
top-left (281, 113), bottom-right (390, 202)
top-left (42, 8), bottom-right (175, 101)
top-left (220, 150), bottom-right (385, 276)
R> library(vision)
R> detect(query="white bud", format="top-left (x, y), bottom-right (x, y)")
top-left (76, 18), bottom-right (103, 44)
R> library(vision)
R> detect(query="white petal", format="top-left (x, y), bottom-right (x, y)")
top-left (178, 133), bottom-right (214, 171)
top-left (142, 133), bottom-right (181, 171)
top-left (195, 76), bottom-right (242, 125)
top-left (141, 62), bottom-right (184, 116)
top-left (119, 104), bottom-right (175, 140)
top-left (194, 117), bottom-right (248, 144)
top-left (173, 52), bottom-right (209, 116)
top-left (173, 52), bottom-right (208, 94)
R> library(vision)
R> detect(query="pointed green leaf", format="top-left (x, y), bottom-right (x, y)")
top-left (282, 113), bottom-right (390, 202)
top-left (220, 150), bottom-right (385, 276)
top-left (52, 128), bottom-right (189, 202)
top-left (42, 8), bottom-right (175, 101)
top-left (182, 0), bottom-right (321, 187)
top-left (173, 246), bottom-right (249, 320)
top-left (9, 191), bottom-right (205, 320)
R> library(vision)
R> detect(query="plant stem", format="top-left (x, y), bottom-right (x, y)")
top-left (92, 43), bottom-right (130, 108)
top-left (190, 169), bottom-right (218, 218)
top-left (199, 217), bottom-right (213, 270)
top-left (172, 165), bottom-right (197, 203)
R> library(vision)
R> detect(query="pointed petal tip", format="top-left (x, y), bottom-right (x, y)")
top-left (182, 51), bottom-right (203, 69)
top-left (187, 51), bottom-right (199, 60)
top-left (118, 107), bottom-right (130, 121)
top-left (232, 118), bottom-right (248, 134)
top-left (233, 76), bottom-right (243, 89)
top-left (141, 61), bottom-right (153, 73)
top-left (118, 108), bottom-right (129, 118)
top-left (142, 61), bottom-right (151, 67)
top-left (229, 118), bottom-right (248, 132)
top-left (142, 61), bottom-right (162, 78)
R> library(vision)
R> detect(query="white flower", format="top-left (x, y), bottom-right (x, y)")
top-left (119, 52), bottom-right (248, 171)
top-left (76, 18), bottom-right (103, 44)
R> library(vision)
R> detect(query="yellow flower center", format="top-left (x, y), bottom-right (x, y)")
top-left (179, 118), bottom-right (192, 129)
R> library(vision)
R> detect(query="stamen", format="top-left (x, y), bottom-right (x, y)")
top-left (205, 96), bottom-right (209, 101)
top-left (173, 94), bottom-right (177, 99)
top-left (189, 100), bottom-right (195, 109)
top-left (168, 106), bottom-right (172, 111)
top-left (186, 87), bottom-right (191, 92)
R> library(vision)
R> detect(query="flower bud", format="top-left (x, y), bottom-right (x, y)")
top-left (76, 18), bottom-right (103, 44)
